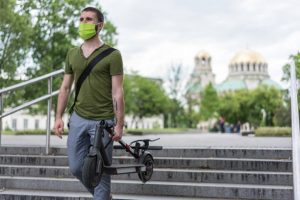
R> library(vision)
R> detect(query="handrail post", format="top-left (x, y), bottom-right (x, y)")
top-left (291, 60), bottom-right (300, 200)
top-left (46, 76), bottom-right (53, 155)
top-left (0, 93), bottom-right (3, 146)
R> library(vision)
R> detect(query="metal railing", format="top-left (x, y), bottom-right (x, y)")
top-left (0, 69), bottom-right (64, 154)
top-left (291, 60), bottom-right (300, 200)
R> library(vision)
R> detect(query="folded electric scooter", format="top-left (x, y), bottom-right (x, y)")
top-left (82, 120), bottom-right (163, 188)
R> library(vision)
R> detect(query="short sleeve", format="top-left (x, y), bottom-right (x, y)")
top-left (109, 50), bottom-right (123, 76)
top-left (64, 49), bottom-right (73, 74)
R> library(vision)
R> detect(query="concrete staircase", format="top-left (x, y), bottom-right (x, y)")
top-left (0, 146), bottom-right (293, 200)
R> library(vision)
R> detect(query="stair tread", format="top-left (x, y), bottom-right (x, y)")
top-left (0, 154), bottom-right (67, 158)
top-left (0, 154), bottom-right (291, 161)
top-left (156, 168), bottom-right (293, 175)
top-left (0, 164), bottom-right (69, 169)
top-left (0, 188), bottom-right (230, 199)
top-left (113, 180), bottom-right (293, 189)
top-left (114, 156), bottom-right (292, 161)
top-left (0, 176), bottom-right (293, 189)
top-left (0, 164), bottom-right (293, 175)
top-left (0, 188), bottom-right (91, 197)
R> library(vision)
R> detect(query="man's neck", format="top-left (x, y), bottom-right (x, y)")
top-left (83, 36), bottom-right (102, 49)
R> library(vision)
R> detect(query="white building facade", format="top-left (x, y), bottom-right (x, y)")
top-left (2, 111), bottom-right (164, 131)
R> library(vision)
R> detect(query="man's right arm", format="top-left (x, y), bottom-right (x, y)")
top-left (54, 74), bottom-right (74, 138)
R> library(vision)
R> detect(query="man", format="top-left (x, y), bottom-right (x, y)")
top-left (54, 7), bottom-right (124, 200)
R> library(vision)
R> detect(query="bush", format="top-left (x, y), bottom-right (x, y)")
top-left (3, 129), bottom-right (69, 135)
top-left (255, 127), bottom-right (291, 137)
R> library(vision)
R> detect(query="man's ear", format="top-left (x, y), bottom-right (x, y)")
top-left (97, 22), bottom-right (104, 32)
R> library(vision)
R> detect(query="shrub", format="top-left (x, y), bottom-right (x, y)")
top-left (255, 127), bottom-right (291, 137)
top-left (3, 129), bottom-right (69, 135)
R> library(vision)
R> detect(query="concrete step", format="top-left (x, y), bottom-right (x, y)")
top-left (0, 164), bottom-right (71, 178)
top-left (0, 189), bottom-right (92, 200)
top-left (0, 176), bottom-right (292, 199)
top-left (0, 154), bottom-right (292, 172)
top-left (114, 147), bottom-right (292, 160)
top-left (114, 156), bottom-right (292, 172)
top-left (0, 189), bottom-right (230, 200)
top-left (0, 146), bottom-right (292, 159)
top-left (0, 146), bottom-right (50, 155)
top-left (112, 180), bottom-right (293, 200)
top-left (0, 164), bottom-right (293, 186)
top-left (0, 155), bottom-right (68, 166)
top-left (118, 168), bottom-right (293, 186)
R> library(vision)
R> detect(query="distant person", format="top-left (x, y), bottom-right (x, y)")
top-left (236, 120), bottom-right (241, 133)
top-left (54, 7), bottom-right (124, 200)
top-left (219, 116), bottom-right (225, 133)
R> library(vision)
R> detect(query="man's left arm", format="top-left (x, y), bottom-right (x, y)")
top-left (112, 74), bottom-right (125, 141)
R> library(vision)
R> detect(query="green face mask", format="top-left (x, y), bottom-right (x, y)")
top-left (79, 23), bottom-right (97, 40)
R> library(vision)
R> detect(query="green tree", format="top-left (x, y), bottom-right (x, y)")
top-left (165, 64), bottom-right (186, 128)
top-left (273, 102), bottom-right (291, 127)
top-left (0, 0), bottom-right (34, 110)
top-left (199, 83), bottom-right (219, 120)
top-left (282, 52), bottom-right (300, 110)
top-left (217, 91), bottom-right (245, 124)
top-left (282, 52), bottom-right (300, 82)
top-left (0, 1), bottom-right (118, 113)
top-left (0, 0), bottom-right (32, 86)
top-left (124, 74), bottom-right (169, 127)
top-left (217, 86), bottom-right (283, 127)
top-left (23, 1), bottom-right (117, 113)
top-left (250, 85), bottom-right (283, 126)
top-left (185, 96), bottom-right (201, 128)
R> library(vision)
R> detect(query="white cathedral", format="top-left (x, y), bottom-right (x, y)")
top-left (186, 49), bottom-right (281, 100)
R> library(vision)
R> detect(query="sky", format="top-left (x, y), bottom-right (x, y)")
top-left (99, 0), bottom-right (300, 87)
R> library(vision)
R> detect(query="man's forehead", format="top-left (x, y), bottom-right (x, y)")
top-left (80, 11), bottom-right (97, 18)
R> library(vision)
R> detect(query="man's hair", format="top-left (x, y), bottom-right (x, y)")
top-left (82, 7), bottom-right (104, 22)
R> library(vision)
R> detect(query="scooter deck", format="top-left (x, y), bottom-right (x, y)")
top-left (103, 164), bottom-right (146, 175)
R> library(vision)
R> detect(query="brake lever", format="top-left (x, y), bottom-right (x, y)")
top-left (129, 138), bottom-right (160, 145)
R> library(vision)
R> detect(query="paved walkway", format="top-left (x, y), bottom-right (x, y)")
top-left (0, 132), bottom-right (292, 149)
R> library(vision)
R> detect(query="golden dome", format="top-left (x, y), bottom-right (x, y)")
top-left (196, 50), bottom-right (211, 59)
top-left (230, 49), bottom-right (266, 65)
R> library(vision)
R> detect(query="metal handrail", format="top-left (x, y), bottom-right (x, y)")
top-left (0, 69), bottom-right (64, 154)
top-left (0, 91), bottom-right (59, 118)
top-left (0, 70), bottom-right (64, 94)
top-left (291, 60), bottom-right (300, 200)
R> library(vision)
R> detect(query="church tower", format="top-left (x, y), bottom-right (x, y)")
top-left (186, 50), bottom-right (215, 100)
top-left (194, 50), bottom-right (215, 87)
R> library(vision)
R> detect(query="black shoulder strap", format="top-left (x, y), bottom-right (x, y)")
top-left (69, 47), bottom-right (116, 114)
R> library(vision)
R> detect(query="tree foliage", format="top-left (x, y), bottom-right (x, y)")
top-left (0, 0), bottom-right (118, 113)
top-left (199, 83), bottom-right (219, 120)
top-left (0, 0), bottom-right (32, 86)
top-left (282, 52), bottom-right (300, 110)
top-left (165, 64), bottom-right (187, 128)
top-left (217, 86), bottom-right (283, 127)
top-left (124, 74), bottom-right (170, 125)
top-left (282, 52), bottom-right (300, 82)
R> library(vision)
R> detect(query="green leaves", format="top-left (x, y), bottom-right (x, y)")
top-left (0, 0), bottom-right (33, 86)
top-left (282, 52), bottom-right (300, 82)
top-left (124, 74), bottom-right (169, 119)
top-left (0, 0), bottom-right (119, 113)
top-left (199, 83), bottom-right (219, 120)
top-left (217, 86), bottom-right (283, 127)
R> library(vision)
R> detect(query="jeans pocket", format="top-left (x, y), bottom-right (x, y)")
top-left (68, 112), bottom-right (75, 129)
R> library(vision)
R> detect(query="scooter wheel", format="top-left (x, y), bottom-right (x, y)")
top-left (82, 155), bottom-right (103, 188)
top-left (138, 153), bottom-right (154, 183)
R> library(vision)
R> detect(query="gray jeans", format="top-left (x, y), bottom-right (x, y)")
top-left (67, 112), bottom-right (114, 200)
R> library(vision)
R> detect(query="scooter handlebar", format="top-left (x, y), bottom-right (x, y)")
top-left (114, 145), bottom-right (163, 150)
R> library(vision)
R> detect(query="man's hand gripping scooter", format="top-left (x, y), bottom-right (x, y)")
top-left (82, 120), bottom-right (163, 188)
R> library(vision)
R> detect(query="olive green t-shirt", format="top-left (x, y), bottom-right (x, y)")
top-left (65, 44), bottom-right (123, 120)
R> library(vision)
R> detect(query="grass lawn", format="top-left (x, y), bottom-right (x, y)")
top-left (2, 128), bottom-right (189, 135)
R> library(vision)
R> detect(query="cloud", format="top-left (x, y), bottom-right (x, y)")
top-left (100, 0), bottom-right (300, 86)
